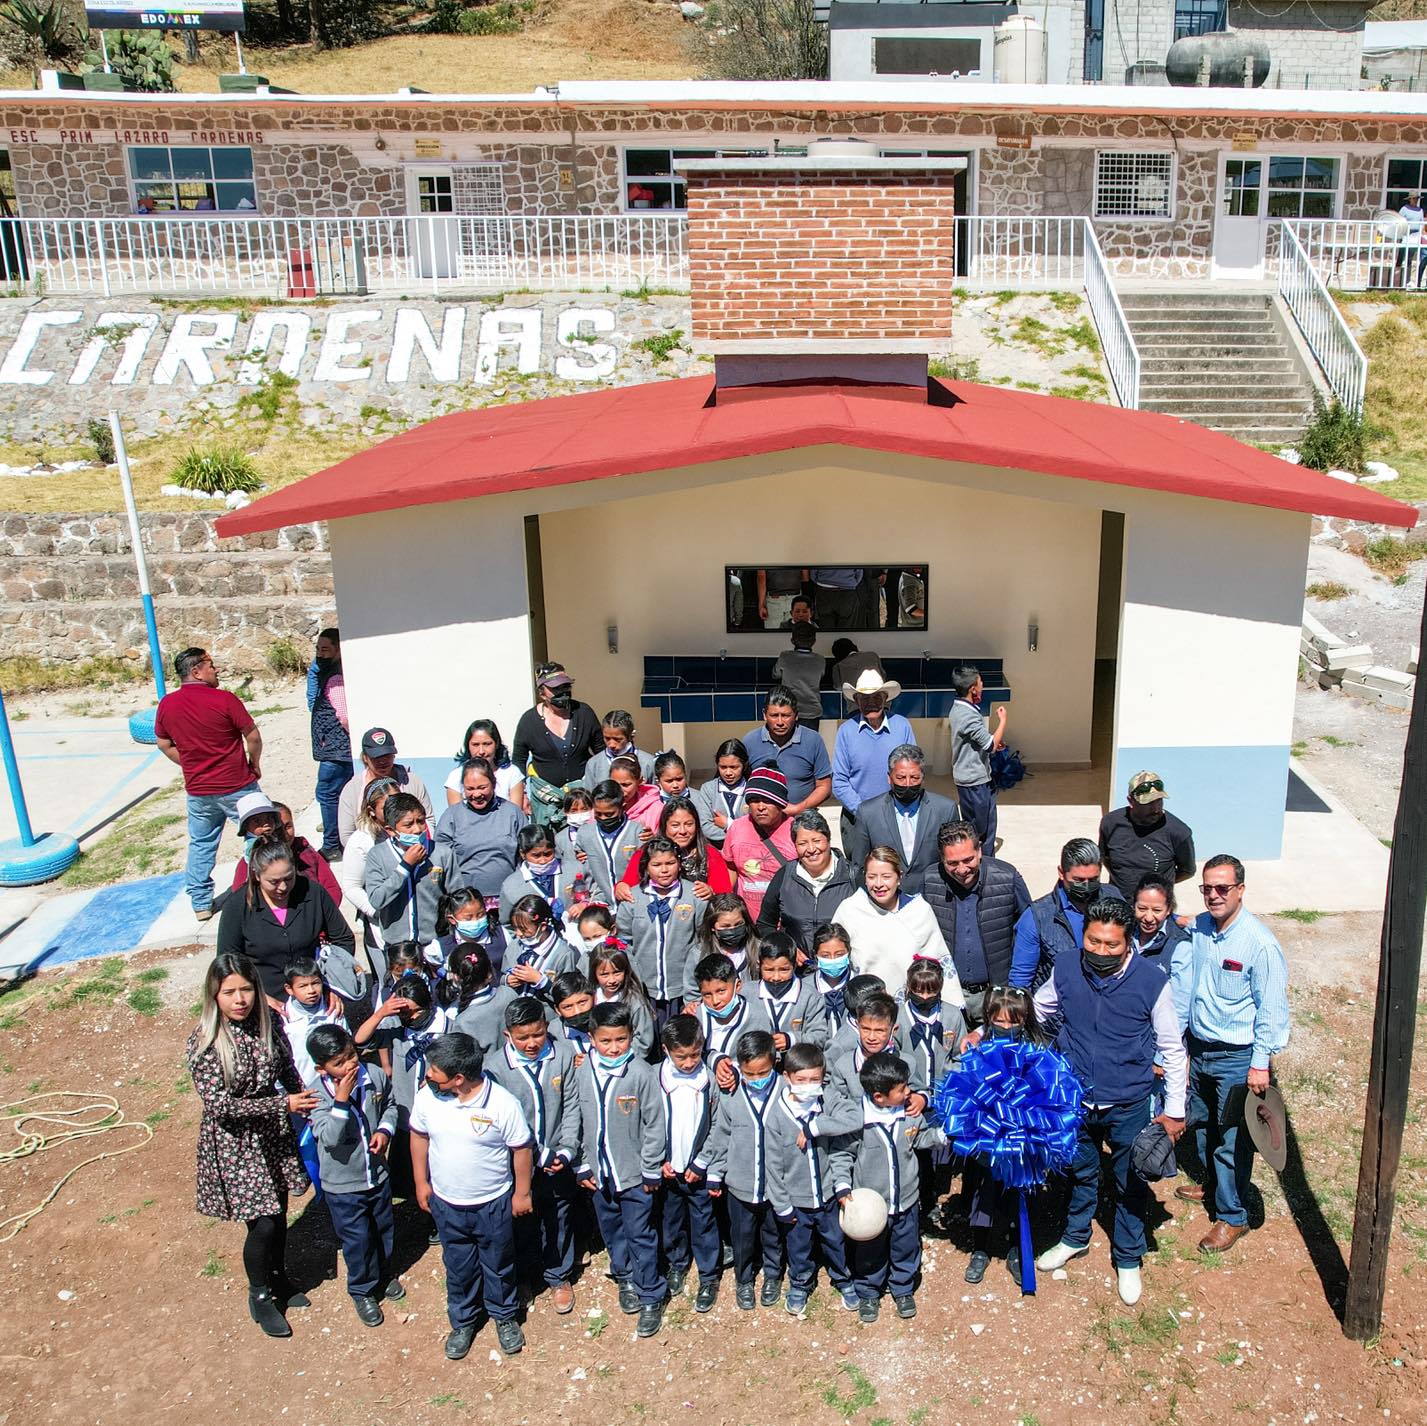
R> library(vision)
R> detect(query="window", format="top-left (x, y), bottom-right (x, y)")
top-left (128, 146), bottom-right (256, 213)
top-left (1386, 156), bottom-right (1427, 212)
top-left (1222, 158), bottom-right (1261, 217)
top-left (621, 146), bottom-right (807, 210)
top-left (1264, 155), bottom-right (1339, 219)
top-left (1094, 152), bottom-right (1174, 219)
top-left (1083, 0), bottom-right (1104, 81)
top-left (873, 37), bottom-right (983, 77)
top-left (1174, 0), bottom-right (1225, 40)
top-left (413, 172), bottom-right (454, 214)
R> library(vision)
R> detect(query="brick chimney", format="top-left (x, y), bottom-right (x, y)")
top-left (676, 139), bottom-right (964, 391)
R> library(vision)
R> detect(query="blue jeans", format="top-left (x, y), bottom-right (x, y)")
top-left (326, 1182), bottom-right (395, 1299)
top-left (848, 1204), bottom-right (922, 1300)
top-left (1188, 1038), bottom-right (1256, 1227)
top-left (315, 759), bottom-right (348, 853)
top-left (1064, 1099), bottom-right (1152, 1268)
top-left (430, 1191), bottom-right (519, 1327)
top-left (956, 781), bottom-right (998, 850)
top-left (780, 1200), bottom-right (851, 1294)
top-left (185, 781), bottom-right (260, 911)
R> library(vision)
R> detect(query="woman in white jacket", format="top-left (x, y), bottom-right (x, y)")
top-left (833, 846), bottom-right (964, 1005)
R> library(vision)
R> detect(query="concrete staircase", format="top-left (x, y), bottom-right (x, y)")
top-left (1120, 293), bottom-right (1319, 446)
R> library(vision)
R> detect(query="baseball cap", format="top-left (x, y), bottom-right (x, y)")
top-left (1128, 770), bottom-right (1167, 804)
top-left (362, 726), bottom-right (398, 757)
top-left (540, 670), bottom-right (573, 689)
top-left (235, 791), bottom-right (276, 831)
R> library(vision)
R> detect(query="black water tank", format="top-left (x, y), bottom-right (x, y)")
top-left (1165, 29), bottom-right (1270, 87)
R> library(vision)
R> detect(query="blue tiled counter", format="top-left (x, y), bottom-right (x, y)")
top-left (640, 656), bottom-right (1011, 724)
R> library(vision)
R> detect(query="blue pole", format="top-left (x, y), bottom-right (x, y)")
top-left (0, 688), bottom-right (36, 849)
top-left (141, 592), bottom-right (167, 701)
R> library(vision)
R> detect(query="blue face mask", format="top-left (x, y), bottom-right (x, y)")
top-left (743, 1070), bottom-right (775, 1093)
top-left (429, 1085), bottom-right (457, 1101)
top-left (394, 831), bottom-right (428, 850)
top-left (454, 918), bottom-right (489, 941)
top-left (594, 1048), bottom-right (635, 1071)
top-left (706, 997), bottom-right (740, 1021)
top-left (817, 954), bottom-right (851, 978)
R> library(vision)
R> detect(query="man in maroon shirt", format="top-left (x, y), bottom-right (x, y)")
top-left (153, 646), bottom-right (264, 921)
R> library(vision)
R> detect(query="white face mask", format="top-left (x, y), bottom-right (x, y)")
top-left (787, 1083), bottom-right (824, 1105)
top-left (567, 811), bottom-right (593, 827)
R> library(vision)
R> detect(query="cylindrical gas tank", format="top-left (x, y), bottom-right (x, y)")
top-left (1165, 29), bottom-right (1271, 88)
top-left (994, 16), bottom-right (1047, 86)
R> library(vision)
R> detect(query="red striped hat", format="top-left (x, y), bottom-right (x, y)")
top-left (744, 766), bottom-right (789, 808)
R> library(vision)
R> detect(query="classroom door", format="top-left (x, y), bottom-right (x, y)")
top-left (1213, 155), bottom-right (1265, 279)
top-left (406, 167), bottom-right (459, 281)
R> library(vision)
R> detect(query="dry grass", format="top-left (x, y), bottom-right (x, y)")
top-left (1348, 294), bottom-right (1427, 502)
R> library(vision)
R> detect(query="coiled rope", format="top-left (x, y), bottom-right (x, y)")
top-left (0, 1092), bottom-right (155, 1242)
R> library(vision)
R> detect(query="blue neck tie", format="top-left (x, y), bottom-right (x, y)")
top-left (405, 1031), bottom-right (436, 1071)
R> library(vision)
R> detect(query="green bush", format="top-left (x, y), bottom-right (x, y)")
top-left (1299, 394), bottom-right (1368, 475)
top-left (265, 637), bottom-right (305, 676)
top-left (86, 416), bottom-right (115, 465)
top-left (426, 0), bottom-right (466, 31)
top-left (84, 30), bottom-right (175, 92)
top-left (457, 3), bottom-right (528, 34)
top-left (171, 446), bottom-right (261, 495)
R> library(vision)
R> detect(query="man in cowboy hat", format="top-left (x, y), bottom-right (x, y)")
top-left (949, 665), bottom-right (1007, 851)
top-left (832, 668), bottom-right (915, 844)
top-left (842, 743), bottom-right (959, 896)
top-left (1169, 853), bottom-right (1291, 1256)
top-left (1098, 771), bottom-right (1197, 901)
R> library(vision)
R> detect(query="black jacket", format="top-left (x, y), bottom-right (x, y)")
top-left (919, 855), bottom-right (1031, 987)
top-left (757, 853), bottom-right (858, 954)
top-left (216, 874), bottom-right (356, 999)
top-left (843, 789), bottom-right (960, 895)
top-left (513, 702), bottom-right (603, 786)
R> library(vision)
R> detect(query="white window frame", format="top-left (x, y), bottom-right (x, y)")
top-left (1384, 153), bottom-right (1427, 211)
top-left (1093, 150), bottom-right (1176, 222)
top-left (126, 144), bottom-right (258, 216)
top-left (619, 144), bottom-right (809, 214)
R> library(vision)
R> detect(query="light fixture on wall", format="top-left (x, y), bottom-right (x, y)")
top-left (374, 136), bottom-right (387, 152)
top-left (607, 623), bottom-right (619, 654)
top-left (1027, 620), bottom-right (1039, 653)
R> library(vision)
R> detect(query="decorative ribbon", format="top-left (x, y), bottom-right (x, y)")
top-left (295, 1116), bottom-right (324, 1205)
top-left (931, 1040), bottom-right (1084, 1296)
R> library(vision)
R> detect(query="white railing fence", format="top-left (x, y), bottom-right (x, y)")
top-left (0, 214), bottom-right (690, 298)
top-left (1286, 218), bottom-right (1426, 295)
top-left (952, 215), bottom-right (1087, 290)
top-left (1277, 222), bottom-right (1368, 415)
top-left (1082, 223), bottom-right (1140, 410)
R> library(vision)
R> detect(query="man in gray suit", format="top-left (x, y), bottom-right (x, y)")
top-left (842, 744), bottom-right (959, 896)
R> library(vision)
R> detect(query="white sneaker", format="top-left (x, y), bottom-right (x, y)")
top-left (1035, 1241), bottom-right (1089, 1272)
top-left (1117, 1267), bottom-right (1142, 1305)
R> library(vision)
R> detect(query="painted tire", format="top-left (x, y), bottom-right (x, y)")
top-left (0, 833), bottom-right (81, 887)
top-left (129, 707), bottom-right (159, 745)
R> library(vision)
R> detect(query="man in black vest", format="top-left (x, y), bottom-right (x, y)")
top-left (842, 744), bottom-right (959, 896)
top-left (919, 820), bottom-right (1031, 1026)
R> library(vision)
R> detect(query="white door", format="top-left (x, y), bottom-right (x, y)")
top-left (1213, 155), bottom-right (1265, 279)
top-left (405, 168), bottom-right (459, 281)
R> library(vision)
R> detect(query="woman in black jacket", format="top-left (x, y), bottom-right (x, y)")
top-left (216, 838), bottom-right (357, 1012)
top-left (756, 809), bottom-right (857, 956)
top-left (511, 662), bottom-right (602, 829)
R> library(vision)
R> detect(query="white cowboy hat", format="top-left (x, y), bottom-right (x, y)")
top-left (841, 668), bottom-right (902, 702)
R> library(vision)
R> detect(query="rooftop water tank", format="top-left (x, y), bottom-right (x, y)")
top-left (995, 15), bottom-right (1047, 86)
top-left (1165, 29), bottom-right (1270, 87)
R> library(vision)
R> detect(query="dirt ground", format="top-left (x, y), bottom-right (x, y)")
top-left (0, 920), bottom-right (1423, 1426)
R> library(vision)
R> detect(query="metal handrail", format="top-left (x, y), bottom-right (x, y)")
top-left (1277, 221), bottom-right (1368, 415)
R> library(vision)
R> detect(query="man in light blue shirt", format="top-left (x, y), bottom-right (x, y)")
top-left (1169, 852), bottom-right (1290, 1257)
top-left (832, 670), bottom-right (914, 840)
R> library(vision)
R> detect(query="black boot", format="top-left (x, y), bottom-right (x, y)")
top-left (272, 1273), bottom-right (310, 1310)
top-left (248, 1288), bottom-right (293, 1338)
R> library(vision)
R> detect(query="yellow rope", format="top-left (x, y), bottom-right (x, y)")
top-left (0, 1092), bottom-right (154, 1243)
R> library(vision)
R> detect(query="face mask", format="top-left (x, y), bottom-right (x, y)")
top-left (1084, 950), bottom-right (1123, 978)
top-left (517, 931), bottom-right (550, 950)
top-left (567, 811), bottom-right (593, 828)
top-left (763, 976), bottom-right (795, 999)
top-left (453, 918), bottom-right (488, 941)
top-left (244, 833), bottom-right (260, 857)
top-left (429, 1085), bottom-right (457, 1102)
top-left (817, 954), bottom-right (850, 978)
top-left (1063, 879), bottom-right (1098, 904)
top-left (706, 997), bottom-right (739, 1021)
top-left (315, 657), bottom-right (338, 674)
top-left (743, 1071), bottom-right (775, 1093)
top-left (595, 814), bottom-right (624, 832)
top-left (908, 993), bottom-right (941, 1016)
top-left (549, 692), bottom-right (574, 713)
top-left (787, 1083), bottom-right (823, 1105)
top-left (564, 1010), bottom-right (592, 1032)
top-left (714, 926), bottom-right (746, 948)
top-left (986, 1023), bottom-right (1024, 1043)
top-left (890, 783), bottom-right (922, 805)
top-left (593, 1048), bottom-right (634, 1071)
top-left (394, 831), bottom-right (428, 850)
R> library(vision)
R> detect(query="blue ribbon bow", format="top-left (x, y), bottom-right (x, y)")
top-left (647, 897), bottom-right (672, 926)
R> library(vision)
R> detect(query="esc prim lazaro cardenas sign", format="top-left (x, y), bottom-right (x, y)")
top-left (0, 305), bottom-right (624, 388)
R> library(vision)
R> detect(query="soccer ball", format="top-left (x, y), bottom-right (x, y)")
top-left (840, 1187), bottom-right (889, 1242)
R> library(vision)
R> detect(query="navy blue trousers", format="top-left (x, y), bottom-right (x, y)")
top-left (955, 781), bottom-right (998, 851)
top-left (430, 1191), bottom-right (520, 1327)
top-left (661, 1174), bottom-right (722, 1283)
top-left (325, 1181), bottom-right (395, 1298)
top-left (592, 1181), bottom-right (666, 1304)
top-left (849, 1204), bottom-right (922, 1300)
top-left (1064, 1099), bottom-right (1151, 1268)
top-left (517, 1164), bottom-right (578, 1287)
top-left (726, 1193), bottom-right (785, 1285)
top-left (780, 1200), bottom-right (851, 1293)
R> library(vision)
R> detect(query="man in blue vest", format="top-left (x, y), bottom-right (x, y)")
top-left (1033, 898), bottom-right (1186, 1306)
top-left (1008, 837), bottom-right (1124, 990)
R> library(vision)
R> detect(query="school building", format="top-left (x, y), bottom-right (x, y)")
top-left (214, 144), bottom-right (1416, 863)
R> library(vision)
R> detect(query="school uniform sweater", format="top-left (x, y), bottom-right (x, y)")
top-left (504, 928), bottom-right (583, 997)
top-left (699, 1081), bottom-right (782, 1204)
top-left (813, 967), bottom-right (855, 1033)
top-left (659, 1060), bottom-right (715, 1173)
top-left (573, 1056), bottom-right (666, 1193)
top-left (615, 881), bottom-right (707, 1004)
top-left (895, 998), bottom-right (967, 1094)
top-left (594, 989), bottom-right (656, 1059)
top-left (452, 984), bottom-right (520, 1061)
top-left (764, 1092), bottom-right (855, 1217)
top-left (363, 838), bottom-right (458, 945)
top-left (582, 745), bottom-right (657, 790)
top-left (694, 992), bottom-right (773, 1074)
top-left (826, 1036), bottom-right (928, 1107)
top-left (695, 777), bottom-right (747, 846)
top-left (390, 1005), bottom-right (456, 1121)
top-left (575, 816), bottom-right (646, 907)
top-left (497, 859), bottom-right (591, 929)
top-left (486, 1038), bottom-right (580, 1169)
top-left (829, 1101), bottom-right (946, 1214)
top-left (309, 1064), bottom-right (400, 1195)
top-left (753, 975), bottom-right (831, 1048)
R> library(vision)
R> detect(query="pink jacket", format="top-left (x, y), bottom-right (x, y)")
top-left (722, 814), bottom-right (796, 921)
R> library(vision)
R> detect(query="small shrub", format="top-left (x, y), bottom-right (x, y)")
top-left (425, 0), bottom-right (465, 30)
top-left (85, 416), bottom-right (115, 465)
top-left (1363, 536), bottom-right (1426, 580)
top-left (1299, 394), bottom-right (1368, 475)
top-left (929, 356), bottom-right (980, 381)
top-left (171, 446), bottom-right (261, 495)
top-left (238, 369), bottom-right (297, 423)
top-left (457, 1), bottom-right (528, 34)
top-left (265, 637), bottom-right (305, 677)
top-left (1305, 580), bottom-right (1350, 600)
top-left (634, 329), bottom-right (686, 362)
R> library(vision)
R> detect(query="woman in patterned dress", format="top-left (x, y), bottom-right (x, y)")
top-left (187, 952), bottom-right (318, 1338)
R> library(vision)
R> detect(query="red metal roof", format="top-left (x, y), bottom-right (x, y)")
top-left (215, 377), bottom-right (1418, 536)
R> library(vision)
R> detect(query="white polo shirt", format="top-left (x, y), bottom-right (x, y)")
top-left (409, 1077), bottom-right (532, 1206)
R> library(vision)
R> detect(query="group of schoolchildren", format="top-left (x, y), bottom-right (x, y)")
top-left (278, 854), bottom-right (1044, 1359)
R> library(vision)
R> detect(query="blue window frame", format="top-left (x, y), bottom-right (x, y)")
top-left (1174, 0), bottom-right (1226, 40)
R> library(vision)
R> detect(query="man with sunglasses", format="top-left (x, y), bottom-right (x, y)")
top-left (1098, 771), bottom-right (1196, 902)
top-left (1169, 854), bottom-right (1290, 1256)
